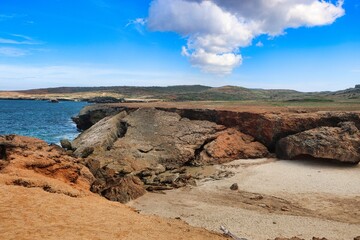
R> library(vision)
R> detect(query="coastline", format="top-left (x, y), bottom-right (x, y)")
top-left (1, 102), bottom-right (360, 239)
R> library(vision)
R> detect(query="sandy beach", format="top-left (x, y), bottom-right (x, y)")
top-left (128, 158), bottom-right (360, 239)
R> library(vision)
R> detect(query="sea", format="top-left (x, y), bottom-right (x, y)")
top-left (0, 100), bottom-right (88, 144)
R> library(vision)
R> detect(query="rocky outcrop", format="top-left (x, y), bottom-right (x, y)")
top-left (71, 108), bottom-right (269, 202)
top-left (0, 135), bottom-right (95, 197)
top-left (75, 108), bottom-right (268, 170)
top-left (276, 122), bottom-right (360, 164)
top-left (70, 104), bottom-right (360, 202)
top-left (170, 109), bottom-right (360, 150)
top-left (73, 104), bottom-right (360, 150)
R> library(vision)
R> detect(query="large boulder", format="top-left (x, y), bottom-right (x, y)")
top-left (198, 128), bottom-right (269, 165)
top-left (276, 122), bottom-right (360, 164)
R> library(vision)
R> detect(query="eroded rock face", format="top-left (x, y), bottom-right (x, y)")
top-left (75, 108), bottom-right (269, 171)
top-left (73, 104), bottom-right (360, 150)
top-left (0, 135), bottom-right (95, 197)
top-left (72, 108), bottom-right (269, 202)
top-left (276, 122), bottom-right (360, 164)
top-left (199, 128), bottom-right (270, 164)
top-left (90, 167), bottom-right (146, 203)
top-left (172, 109), bottom-right (360, 150)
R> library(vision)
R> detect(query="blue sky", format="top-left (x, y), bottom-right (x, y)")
top-left (0, 0), bottom-right (359, 91)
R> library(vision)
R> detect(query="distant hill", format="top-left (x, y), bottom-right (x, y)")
top-left (323, 85), bottom-right (360, 99)
top-left (8, 84), bottom-right (360, 102)
top-left (21, 85), bottom-right (212, 96)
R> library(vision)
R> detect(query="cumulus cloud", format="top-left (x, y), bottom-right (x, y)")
top-left (147, 0), bottom-right (345, 74)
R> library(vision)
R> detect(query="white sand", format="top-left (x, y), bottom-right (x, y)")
top-left (128, 159), bottom-right (360, 240)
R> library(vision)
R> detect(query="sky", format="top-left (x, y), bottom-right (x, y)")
top-left (0, 0), bottom-right (359, 92)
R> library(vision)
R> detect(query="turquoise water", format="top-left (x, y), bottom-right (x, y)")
top-left (0, 100), bottom-right (88, 143)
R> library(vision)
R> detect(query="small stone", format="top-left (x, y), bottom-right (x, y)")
top-left (60, 139), bottom-right (72, 150)
top-left (273, 221), bottom-right (276, 224)
top-left (230, 183), bottom-right (238, 190)
top-left (354, 237), bottom-right (360, 240)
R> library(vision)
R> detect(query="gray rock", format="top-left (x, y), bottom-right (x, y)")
top-left (60, 139), bottom-right (72, 150)
top-left (155, 172), bottom-right (180, 184)
top-left (230, 183), bottom-right (239, 190)
top-left (72, 111), bottom-right (127, 157)
top-left (80, 147), bottom-right (94, 158)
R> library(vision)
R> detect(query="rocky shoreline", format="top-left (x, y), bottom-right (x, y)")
top-left (1, 103), bottom-right (360, 239)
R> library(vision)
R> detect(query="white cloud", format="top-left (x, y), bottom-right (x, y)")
top-left (126, 18), bottom-right (147, 27)
top-left (256, 41), bottom-right (264, 47)
top-left (0, 34), bottom-right (42, 45)
top-left (0, 47), bottom-right (28, 57)
top-left (126, 18), bottom-right (147, 35)
top-left (147, 0), bottom-right (345, 74)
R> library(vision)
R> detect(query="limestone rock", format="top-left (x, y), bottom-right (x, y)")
top-left (276, 122), bottom-right (360, 164)
top-left (72, 111), bottom-right (128, 157)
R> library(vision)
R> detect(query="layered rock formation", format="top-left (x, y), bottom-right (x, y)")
top-left (0, 135), bottom-right (94, 197)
